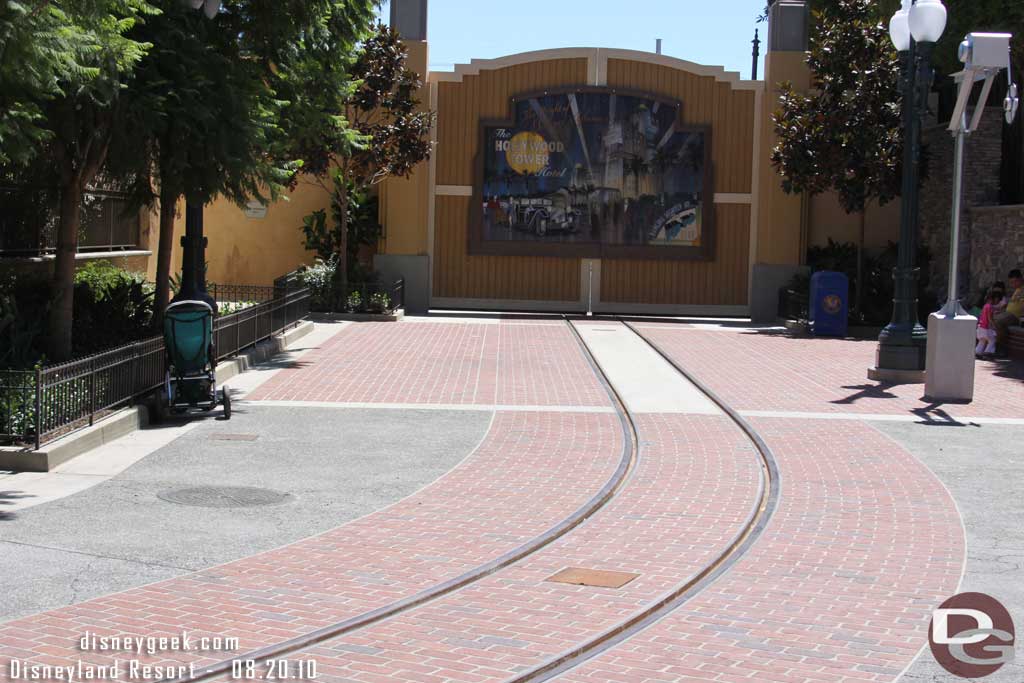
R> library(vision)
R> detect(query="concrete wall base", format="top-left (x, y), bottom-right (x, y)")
top-left (308, 311), bottom-right (404, 322)
top-left (373, 254), bottom-right (430, 315)
top-left (925, 312), bottom-right (978, 402)
top-left (751, 263), bottom-right (808, 324)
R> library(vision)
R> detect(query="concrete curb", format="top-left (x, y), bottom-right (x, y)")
top-left (0, 407), bottom-right (149, 473)
top-left (216, 320), bottom-right (315, 384)
top-left (307, 310), bottom-right (404, 323)
top-left (0, 321), bottom-right (315, 473)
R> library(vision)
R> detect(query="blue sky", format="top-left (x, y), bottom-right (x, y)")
top-left (379, 1), bottom-right (767, 79)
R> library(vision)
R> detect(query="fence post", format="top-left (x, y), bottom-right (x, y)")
top-left (89, 359), bottom-right (96, 427)
top-left (34, 367), bottom-right (42, 451)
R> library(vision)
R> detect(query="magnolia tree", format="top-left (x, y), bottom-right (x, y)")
top-left (771, 0), bottom-right (903, 316)
top-left (296, 24), bottom-right (434, 292)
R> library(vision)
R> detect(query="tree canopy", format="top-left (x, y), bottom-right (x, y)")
top-left (771, 0), bottom-right (903, 215)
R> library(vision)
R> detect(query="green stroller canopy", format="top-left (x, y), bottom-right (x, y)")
top-left (164, 300), bottom-right (214, 375)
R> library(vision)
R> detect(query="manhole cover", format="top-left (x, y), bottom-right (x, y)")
top-left (209, 434), bottom-right (259, 442)
top-left (157, 487), bottom-right (292, 508)
top-left (546, 567), bottom-right (640, 589)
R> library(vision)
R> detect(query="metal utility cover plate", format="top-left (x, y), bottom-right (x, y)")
top-left (158, 486), bottom-right (291, 508)
top-left (210, 433), bottom-right (260, 441)
top-left (546, 567), bottom-right (640, 589)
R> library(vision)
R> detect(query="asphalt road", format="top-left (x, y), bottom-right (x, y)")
top-left (875, 421), bottom-right (1024, 683)
top-left (0, 405), bottom-right (491, 621)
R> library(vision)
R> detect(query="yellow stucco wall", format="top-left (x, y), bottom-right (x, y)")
top-left (379, 40), bottom-right (432, 256)
top-left (147, 180), bottom-right (330, 287)
top-left (756, 51), bottom-right (811, 266)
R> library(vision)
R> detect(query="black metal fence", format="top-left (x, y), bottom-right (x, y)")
top-left (209, 283), bottom-right (277, 305)
top-left (0, 288), bottom-right (310, 450)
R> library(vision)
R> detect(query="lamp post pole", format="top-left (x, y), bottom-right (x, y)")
top-left (873, 0), bottom-right (944, 381)
top-left (171, 0), bottom-right (220, 308)
top-left (876, 40), bottom-right (928, 373)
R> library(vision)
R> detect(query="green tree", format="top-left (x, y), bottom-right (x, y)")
top-left (111, 0), bottom-right (376, 321)
top-left (300, 179), bottom-right (381, 265)
top-left (0, 2), bottom-right (90, 166)
top-left (298, 23), bottom-right (434, 291)
top-left (28, 0), bottom-right (157, 360)
top-left (771, 0), bottom-right (903, 317)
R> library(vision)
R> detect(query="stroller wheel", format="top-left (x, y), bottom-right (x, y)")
top-left (152, 390), bottom-right (168, 424)
top-left (222, 390), bottom-right (232, 420)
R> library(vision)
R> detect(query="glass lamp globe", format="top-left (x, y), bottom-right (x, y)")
top-left (909, 0), bottom-right (947, 44)
top-left (888, 4), bottom-right (911, 52)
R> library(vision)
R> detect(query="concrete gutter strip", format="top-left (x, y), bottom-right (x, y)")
top-left (0, 321), bottom-right (315, 473)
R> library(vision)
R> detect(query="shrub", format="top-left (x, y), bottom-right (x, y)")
top-left (72, 262), bottom-right (154, 354)
top-left (299, 256), bottom-right (338, 311)
top-left (0, 276), bottom-right (47, 369)
top-left (367, 291), bottom-right (391, 314)
top-left (784, 240), bottom-right (937, 325)
top-left (345, 291), bottom-right (363, 313)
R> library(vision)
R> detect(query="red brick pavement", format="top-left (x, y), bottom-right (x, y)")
top-left (0, 410), bottom-right (624, 678)
top-left (0, 321), bottom-right (969, 683)
top-left (249, 322), bottom-right (609, 407)
top-left (638, 325), bottom-right (1024, 418)
top-left (558, 418), bottom-right (964, 683)
top-left (212, 415), bottom-right (763, 682)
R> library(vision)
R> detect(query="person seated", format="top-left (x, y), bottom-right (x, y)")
top-left (994, 269), bottom-right (1024, 355)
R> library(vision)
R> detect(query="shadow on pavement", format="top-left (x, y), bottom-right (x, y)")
top-left (832, 383), bottom-right (898, 404)
top-left (738, 328), bottom-right (879, 341)
top-left (0, 490), bottom-right (35, 521)
top-left (980, 357), bottom-right (1024, 381)
top-left (912, 404), bottom-right (982, 427)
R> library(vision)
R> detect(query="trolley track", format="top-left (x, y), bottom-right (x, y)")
top-left (502, 318), bottom-right (781, 682)
top-left (170, 317), bottom-right (640, 683)
top-left (172, 316), bottom-right (779, 683)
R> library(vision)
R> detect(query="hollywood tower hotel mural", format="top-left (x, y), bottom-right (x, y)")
top-left (480, 90), bottom-right (710, 256)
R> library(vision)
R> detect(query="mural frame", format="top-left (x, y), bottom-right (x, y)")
top-left (467, 86), bottom-right (716, 262)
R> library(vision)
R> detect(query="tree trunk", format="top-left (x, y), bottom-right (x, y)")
top-left (46, 181), bottom-right (83, 361)
top-left (333, 180), bottom-right (349, 309)
top-left (855, 209), bottom-right (866, 319)
top-left (153, 189), bottom-right (179, 328)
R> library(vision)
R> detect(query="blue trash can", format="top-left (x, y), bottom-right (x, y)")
top-left (809, 271), bottom-right (849, 337)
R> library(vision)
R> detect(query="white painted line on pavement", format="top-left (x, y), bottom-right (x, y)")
top-left (740, 410), bottom-right (1024, 425)
top-left (247, 400), bottom-right (617, 414)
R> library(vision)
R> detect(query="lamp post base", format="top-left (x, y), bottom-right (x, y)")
top-left (869, 339), bottom-right (928, 383)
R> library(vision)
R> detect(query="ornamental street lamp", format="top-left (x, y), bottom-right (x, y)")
top-left (872, 0), bottom-right (946, 382)
top-left (170, 0), bottom-right (221, 308)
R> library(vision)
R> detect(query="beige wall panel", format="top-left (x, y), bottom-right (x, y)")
top-left (600, 205), bottom-right (750, 306)
top-left (809, 193), bottom-right (901, 250)
top-left (433, 56), bottom-right (755, 306)
top-left (605, 60), bottom-right (755, 195)
top-left (433, 196), bottom-right (579, 301)
top-left (436, 59), bottom-right (589, 186)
